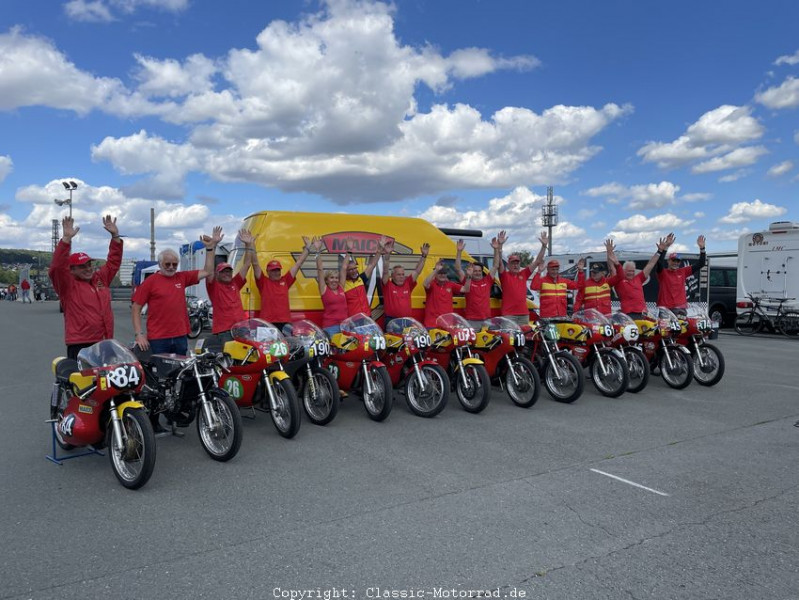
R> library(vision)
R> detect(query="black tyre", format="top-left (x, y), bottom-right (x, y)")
top-left (504, 356), bottom-right (541, 408)
top-left (188, 316), bottom-right (203, 339)
top-left (622, 346), bottom-right (650, 393)
top-left (659, 347), bottom-right (693, 390)
top-left (404, 364), bottom-right (449, 418)
top-left (589, 349), bottom-right (629, 398)
top-left (692, 343), bottom-right (725, 386)
top-left (542, 351), bottom-right (584, 403)
top-left (362, 365), bottom-right (393, 422)
top-left (734, 311), bottom-right (762, 336)
top-left (302, 367), bottom-right (339, 426)
top-left (455, 363), bottom-right (491, 413)
top-left (268, 378), bottom-right (301, 438)
top-left (106, 408), bottom-right (156, 490)
top-left (778, 311), bottom-right (799, 337)
top-left (197, 390), bottom-right (243, 461)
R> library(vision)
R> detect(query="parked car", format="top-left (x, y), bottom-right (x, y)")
top-left (709, 266), bottom-right (737, 327)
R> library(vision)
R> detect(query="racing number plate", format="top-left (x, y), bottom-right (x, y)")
top-left (104, 365), bottom-right (141, 390)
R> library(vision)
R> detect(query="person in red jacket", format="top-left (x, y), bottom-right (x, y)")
top-left (252, 234), bottom-right (314, 330)
top-left (204, 228), bottom-right (255, 346)
top-left (573, 240), bottom-right (620, 315)
top-left (530, 257), bottom-right (583, 318)
top-left (497, 231), bottom-right (548, 325)
top-left (340, 236), bottom-right (385, 317)
top-left (20, 279), bottom-right (32, 304)
top-left (380, 239), bottom-right (429, 324)
top-left (132, 227), bottom-right (221, 355)
top-left (423, 260), bottom-right (466, 328)
top-left (655, 233), bottom-right (706, 315)
top-left (48, 215), bottom-right (123, 359)
top-left (454, 237), bottom-right (501, 329)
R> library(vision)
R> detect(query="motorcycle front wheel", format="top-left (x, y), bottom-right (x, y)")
top-left (542, 351), bottom-right (584, 403)
top-left (455, 363), bottom-right (491, 413)
top-left (504, 356), bottom-right (540, 408)
top-left (404, 364), bottom-right (449, 418)
top-left (362, 366), bottom-right (393, 422)
top-left (106, 408), bottom-right (156, 490)
top-left (589, 350), bottom-right (629, 398)
top-left (622, 346), bottom-right (650, 393)
top-left (302, 367), bottom-right (339, 426)
top-left (197, 390), bottom-right (243, 461)
top-left (659, 347), bottom-right (693, 390)
top-left (692, 342), bottom-right (725, 386)
top-left (268, 378), bottom-right (301, 438)
top-left (188, 316), bottom-right (203, 339)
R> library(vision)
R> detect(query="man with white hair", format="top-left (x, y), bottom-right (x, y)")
top-left (606, 235), bottom-right (672, 318)
top-left (131, 227), bottom-right (222, 355)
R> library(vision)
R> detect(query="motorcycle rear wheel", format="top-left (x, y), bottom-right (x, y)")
top-left (659, 347), bottom-right (693, 390)
top-left (455, 363), bottom-right (491, 413)
top-left (504, 356), bottom-right (540, 408)
top-left (188, 316), bottom-right (203, 339)
top-left (542, 351), bottom-right (584, 403)
top-left (404, 364), bottom-right (449, 418)
top-left (362, 366), bottom-right (393, 422)
top-left (106, 408), bottom-right (156, 490)
top-left (302, 367), bottom-right (339, 426)
top-left (692, 342), bottom-right (725, 386)
top-left (197, 390), bottom-right (243, 461)
top-left (268, 379), bottom-right (301, 438)
top-left (622, 346), bottom-right (650, 393)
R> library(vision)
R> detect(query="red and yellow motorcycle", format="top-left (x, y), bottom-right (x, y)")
top-left (675, 306), bottom-right (725, 386)
top-left (608, 312), bottom-right (650, 393)
top-left (49, 339), bottom-right (156, 489)
top-left (635, 307), bottom-right (694, 390)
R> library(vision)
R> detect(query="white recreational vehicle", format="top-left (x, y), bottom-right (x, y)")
top-left (736, 221), bottom-right (799, 314)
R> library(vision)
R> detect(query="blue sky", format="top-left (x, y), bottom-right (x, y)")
top-left (1, 0), bottom-right (796, 259)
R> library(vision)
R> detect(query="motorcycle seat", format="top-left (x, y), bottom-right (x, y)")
top-left (148, 354), bottom-right (187, 377)
top-left (55, 358), bottom-right (79, 381)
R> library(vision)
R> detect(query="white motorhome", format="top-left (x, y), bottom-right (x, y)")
top-left (736, 221), bottom-right (799, 314)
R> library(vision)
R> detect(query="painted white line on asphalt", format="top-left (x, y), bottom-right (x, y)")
top-left (590, 468), bottom-right (669, 496)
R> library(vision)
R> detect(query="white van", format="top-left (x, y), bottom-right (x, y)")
top-left (736, 221), bottom-right (799, 314)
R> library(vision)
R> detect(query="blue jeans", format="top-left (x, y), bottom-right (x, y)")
top-left (150, 336), bottom-right (189, 355)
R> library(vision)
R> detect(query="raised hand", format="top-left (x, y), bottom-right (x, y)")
top-left (345, 237), bottom-right (356, 252)
top-left (464, 263), bottom-right (474, 278)
top-left (456, 239), bottom-right (466, 252)
top-left (382, 237), bottom-right (395, 254)
top-left (302, 235), bottom-right (314, 251)
top-left (62, 216), bottom-right (79, 241)
top-left (697, 235), bottom-right (706, 250)
top-left (604, 238), bottom-right (615, 253)
top-left (490, 236), bottom-right (499, 249)
top-left (239, 229), bottom-right (255, 246)
top-left (538, 231), bottom-right (549, 247)
top-left (497, 230), bottom-right (508, 246)
top-left (420, 242), bottom-right (430, 257)
top-left (576, 257), bottom-right (585, 270)
top-left (311, 237), bottom-right (324, 252)
top-left (102, 215), bottom-right (118, 237)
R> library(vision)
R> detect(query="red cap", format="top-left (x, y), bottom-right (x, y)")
top-left (668, 252), bottom-right (681, 261)
top-left (547, 259), bottom-right (560, 268)
top-left (69, 252), bottom-right (92, 266)
top-left (266, 260), bottom-right (282, 271)
top-left (508, 254), bottom-right (521, 263)
top-left (215, 262), bottom-right (233, 273)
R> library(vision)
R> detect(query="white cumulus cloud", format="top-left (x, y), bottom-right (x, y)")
top-left (755, 76), bottom-right (799, 109)
top-left (583, 181), bottom-right (680, 210)
top-left (719, 199), bottom-right (787, 224)
top-left (775, 49), bottom-right (799, 66)
top-left (767, 160), bottom-right (794, 177)
top-left (0, 155), bottom-right (12, 182)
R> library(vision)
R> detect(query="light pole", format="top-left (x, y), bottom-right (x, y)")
top-left (53, 180), bottom-right (78, 218)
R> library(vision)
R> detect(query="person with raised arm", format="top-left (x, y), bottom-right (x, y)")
top-left (655, 233), bottom-right (706, 316)
top-left (607, 236), bottom-right (670, 318)
top-left (454, 235), bottom-right (502, 329)
top-left (252, 234), bottom-right (313, 330)
top-left (381, 239), bottom-right (429, 324)
top-left (205, 229), bottom-right (255, 346)
top-left (312, 237), bottom-right (348, 336)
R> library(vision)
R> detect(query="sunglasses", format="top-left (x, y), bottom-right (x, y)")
top-left (162, 262), bottom-right (178, 268)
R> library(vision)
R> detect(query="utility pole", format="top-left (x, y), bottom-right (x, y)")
top-left (540, 186), bottom-right (558, 256)
top-left (51, 219), bottom-right (60, 252)
top-left (150, 207), bottom-right (156, 261)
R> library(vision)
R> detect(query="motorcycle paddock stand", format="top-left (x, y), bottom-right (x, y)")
top-left (44, 419), bottom-right (104, 465)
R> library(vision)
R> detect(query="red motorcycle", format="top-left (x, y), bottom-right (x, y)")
top-left (427, 313), bottom-right (491, 413)
top-left (383, 317), bottom-right (449, 418)
top-left (50, 339), bottom-right (156, 489)
top-left (521, 320), bottom-right (584, 404)
top-left (325, 313), bottom-right (393, 422)
top-left (675, 306), bottom-right (725, 386)
top-left (634, 307), bottom-right (694, 390)
top-left (559, 309), bottom-right (629, 398)
top-left (474, 317), bottom-right (540, 408)
top-left (217, 319), bottom-right (301, 438)
top-left (608, 312), bottom-right (650, 393)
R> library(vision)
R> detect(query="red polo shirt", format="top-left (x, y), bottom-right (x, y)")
top-left (257, 272), bottom-right (296, 323)
top-left (132, 270), bottom-right (200, 339)
top-left (206, 274), bottom-right (246, 333)
top-left (499, 267), bottom-right (532, 316)
top-left (424, 280), bottom-right (463, 328)
top-left (462, 275), bottom-right (493, 321)
top-left (383, 277), bottom-right (417, 318)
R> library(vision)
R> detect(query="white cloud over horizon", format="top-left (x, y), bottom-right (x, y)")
top-left (718, 199), bottom-right (787, 224)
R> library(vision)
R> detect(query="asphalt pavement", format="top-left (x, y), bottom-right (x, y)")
top-left (1, 301), bottom-right (798, 600)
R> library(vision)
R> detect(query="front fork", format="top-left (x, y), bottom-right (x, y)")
top-left (411, 355), bottom-right (428, 392)
top-left (305, 363), bottom-right (317, 398)
top-left (362, 361), bottom-right (374, 396)
top-left (455, 348), bottom-right (471, 389)
top-left (504, 353), bottom-right (520, 386)
top-left (691, 335), bottom-right (705, 368)
top-left (108, 398), bottom-right (126, 450)
top-left (660, 339), bottom-right (676, 370)
top-left (195, 363), bottom-right (220, 432)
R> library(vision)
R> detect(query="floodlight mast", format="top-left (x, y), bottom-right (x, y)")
top-left (53, 181), bottom-right (78, 218)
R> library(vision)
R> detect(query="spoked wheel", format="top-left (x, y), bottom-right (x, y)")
top-left (362, 366), bottom-right (393, 422)
top-left (692, 342), bottom-right (725, 386)
top-left (302, 367), bottom-right (339, 426)
top-left (734, 311), bottom-right (762, 336)
top-left (455, 363), bottom-right (491, 413)
top-left (106, 408), bottom-right (156, 490)
top-left (622, 346), bottom-right (650, 393)
top-left (197, 390), bottom-right (243, 461)
top-left (504, 356), bottom-right (541, 408)
top-left (542, 351), bottom-right (584, 403)
top-left (659, 347), bottom-right (694, 390)
top-left (589, 350), bottom-right (629, 398)
top-left (268, 379), bottom-right (301, 438)
top-left (188, 316), bottom-right (203, 339)
top-left (778, 311), bottom-right (799, 337)
top-left (404, 364), bottom-right (449, 418)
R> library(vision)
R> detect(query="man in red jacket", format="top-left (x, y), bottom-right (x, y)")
top-left (655, 233), bottom-right (706, 315)
top-left (530, 257), bottom-right (583, 318)
top-left (48, 215), bottom-right (123, 359)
